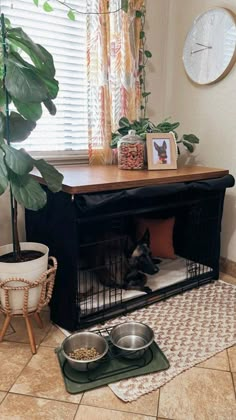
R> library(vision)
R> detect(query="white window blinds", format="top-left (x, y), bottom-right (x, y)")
top-left (0, 0), bottom-right (88, 161)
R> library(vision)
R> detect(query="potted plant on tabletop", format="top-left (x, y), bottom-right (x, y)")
top-left (110, 117), bottom-right (200, 155)
top-left (0, 14), bottom-right (63, 313)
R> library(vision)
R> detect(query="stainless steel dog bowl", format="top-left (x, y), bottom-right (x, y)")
top-left (61, 332), bottom-right (109, 371)
top-left (110, 322), bottom-right (154, 359)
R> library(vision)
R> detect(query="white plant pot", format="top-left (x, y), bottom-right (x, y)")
top-left (0, 242), bottom-right (49, 315)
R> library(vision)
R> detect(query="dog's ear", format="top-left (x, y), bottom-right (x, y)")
top-left (162, 140), bottom-right (167, 150)
top-left (139, 228), bottom-right (150, 246)
top-left (154, 141), bottom-right (160, 152)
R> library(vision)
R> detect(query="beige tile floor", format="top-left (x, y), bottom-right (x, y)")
top-left (0, 274), bottom-right (235, 419)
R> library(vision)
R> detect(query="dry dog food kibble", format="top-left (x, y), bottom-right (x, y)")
top-left (69, 347), bottom-right (101, 360)
top-left (117, 130), bottom-right (145, 170)
top-left (118, 141), bottom-right (145, 169)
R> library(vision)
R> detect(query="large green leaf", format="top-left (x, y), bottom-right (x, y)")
top-left (7, 27), bottom-right (46, 68)
top-left (0, 85), bottom-right (5, 107)
top-left (35, 70), bottom-right (59, 99)
top-left (2, 144), bottom-right (33, 175)
top-left (183, 134), bottom-right (200, 144)
top-left (5, 55), bottom-right (48, 103)
top-left (34, 159), bottom-right (63, 192)
top-left (43, 98), bottom-right (57, 115)
top-left (119, 117), bottom-right (130, 128)
top-left (4, 112), bottom-right (36, 142)
top-left (7, 52), bottom-right (58, 101)
top-left (0, 112), bottom-right (5, 142)
top-left (9, 171), bottom-right (47, 210)
top-left (0, 149), bottom-right (8, 194)
top-left (182, 140), bottom-right (194, 153)
top-left (7, 33), bottom-right (55, 78)
top-left (13, 97), bottom-right (42, 121)
top-left (8, 51), bottom-right (57, 100)
top-left (110, 134), bottom-right (121, 149)
top-left (7, 50), bottom-right (36, 71)
top-left (0, 51), bottom-right (4, 79)
top-left (36, 44), bottom-right (55, 77)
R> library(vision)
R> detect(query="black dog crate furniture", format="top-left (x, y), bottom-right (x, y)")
top-left (26, 165), bottom-right (234, 331)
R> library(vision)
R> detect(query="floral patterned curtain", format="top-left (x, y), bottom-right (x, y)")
top-left (87, 0), bottom-right (144, 164)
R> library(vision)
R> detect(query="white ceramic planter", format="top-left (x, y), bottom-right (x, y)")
top-left (0, 242), bottom-right (49, 314)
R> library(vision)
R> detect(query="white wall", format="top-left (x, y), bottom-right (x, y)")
top-left (146, 0), bottom-right (236, 261)
top-left (145, 0), bottom-right (170, 120)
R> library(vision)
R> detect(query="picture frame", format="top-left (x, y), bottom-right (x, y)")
top-left (146, 132), bottom-right (177, 170)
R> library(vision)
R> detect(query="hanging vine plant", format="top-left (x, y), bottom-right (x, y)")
top-left (31, 0), bottom-right (199, 154)
top-left (136, 3), bottom-right (152, 118)
top-left (32, 0), bottom-right (130, 19)
top-left (31, 0), bottom-right (152, 116)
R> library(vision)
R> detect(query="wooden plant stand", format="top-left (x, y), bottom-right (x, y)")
top-left (0, 257), bottom-right (57, 354)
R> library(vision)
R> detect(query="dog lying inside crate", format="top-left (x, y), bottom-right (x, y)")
top-left (78, 229), bottom-right (160, 299)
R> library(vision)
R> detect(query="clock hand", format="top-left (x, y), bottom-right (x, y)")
top-left (196, 42), bottom-right (212, 48)
top-left (191, 46), bottom-right (212, 54)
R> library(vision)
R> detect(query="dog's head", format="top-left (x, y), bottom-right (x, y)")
top-left (125, 229), bottom-right (159, 275)
top-left (154, 140), bottom-right (167, 162)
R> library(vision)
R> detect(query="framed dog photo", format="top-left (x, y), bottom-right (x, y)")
top-left (146, 132), bottom-right (177, 170)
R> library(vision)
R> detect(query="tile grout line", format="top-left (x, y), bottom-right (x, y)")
top-left (0, 392), bottom-right (9, 407)
top-left (79, 401), bottom-right (157, 417)
top-left (2, 343), bottom-right (35, 406)
top-left (73, 405), bottom-right (80, 419)
top-left (158, 418), bottom-right (175, 420)
top-left (156, 392), bottom-right (176, 419)
top-left (7, 347), bottom-right (35, 386)
top-left (1, 320), bottom-right (52, 347)
top-left (230, 371), bottom-right (236, 401)
top-left (8, 390), bottom-right (80, 406)
top-left (73, 393), bottom-right (84, 420)
top-left (7, 342), bottom-right (82, 406)
top-left (39, 324), bottom-right (54, 345)
top-left (226, 348), bottom-right (236, 401)
top-left (157, 418), bottom-right (175, 420)
top-left (156, 388), bottom-right (160, 418)
top-left (226, 346), bottom-right (234, 371)
top-left (194, 365), bottom-right (230, 373)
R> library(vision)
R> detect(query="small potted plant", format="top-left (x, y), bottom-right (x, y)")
top-left (0, 14), bottom-right (63, 311)
top-left (110, 117), bottom-right (200, 155)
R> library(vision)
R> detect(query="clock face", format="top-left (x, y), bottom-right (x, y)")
top-left (183, 8), bottom-right (236, 85)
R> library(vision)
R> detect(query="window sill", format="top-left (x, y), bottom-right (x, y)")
top-left (29, 150), bottom-right (89, 166)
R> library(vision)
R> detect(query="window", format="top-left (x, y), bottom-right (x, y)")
top-left (1, 0), bottom-right (89, 163)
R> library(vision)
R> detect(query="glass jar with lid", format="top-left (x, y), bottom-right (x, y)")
top-left (117, 130), bottom-right (146, 170)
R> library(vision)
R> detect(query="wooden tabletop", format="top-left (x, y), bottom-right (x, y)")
top-left (32, 165), bottom-right (229, 194)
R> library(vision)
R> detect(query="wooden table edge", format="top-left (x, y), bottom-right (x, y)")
top-left (31, 166), bottom-right (229, 195)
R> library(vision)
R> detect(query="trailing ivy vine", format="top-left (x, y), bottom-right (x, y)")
top-left (32, 0), bottom-right (129, 19)
top-left (31, 0), bottom-right (152, 117)
top-left (30, 1), bottom-right (199, 153)
top-left (137, 3), bottom-right (152, 118)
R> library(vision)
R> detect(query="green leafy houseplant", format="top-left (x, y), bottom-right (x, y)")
top-left (110, 117), bottom-right (200, 154)
top-left (0, 14), bottom-right (63, 261)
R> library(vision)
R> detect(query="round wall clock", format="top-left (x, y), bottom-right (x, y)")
top-left (183, 7), bottom-right (236, 85)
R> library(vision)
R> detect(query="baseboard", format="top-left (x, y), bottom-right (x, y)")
top-left (220, 257), bottom-right (236, 277)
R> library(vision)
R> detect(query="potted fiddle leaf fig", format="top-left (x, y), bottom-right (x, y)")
top-left (0, 13), bottom-right (63, 309)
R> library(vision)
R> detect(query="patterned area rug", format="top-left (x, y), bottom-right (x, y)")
top-left (92, 280), bottom-right (236, 401)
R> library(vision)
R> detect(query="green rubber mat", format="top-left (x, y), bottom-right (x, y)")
top-left (55, 338), bottom-right (169, 394)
